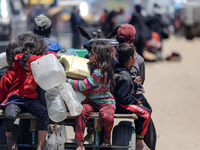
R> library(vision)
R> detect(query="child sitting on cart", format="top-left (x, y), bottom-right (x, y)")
top-left (113, 43), bottom-right (151, 150)
top-left (66, 40), bottom-right (115, 150)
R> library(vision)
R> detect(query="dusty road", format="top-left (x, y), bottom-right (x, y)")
top-left (144, 35), bottom-right (200, 150)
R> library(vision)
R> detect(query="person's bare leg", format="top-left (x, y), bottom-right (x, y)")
top-left (37, 130), bottom-right (47, 150)
top-left (142, 140), bottom-right (151, 150)
top-left (136, 139), bottom-right (151, 150)
top-left (76, 141), bottom-right (85, 150)
top-left (102, 137), bottom-right (110, 145)
top-left (136, 139), bottom-right (144, 150)
top-left (6, 132), bottom-right (18, 150)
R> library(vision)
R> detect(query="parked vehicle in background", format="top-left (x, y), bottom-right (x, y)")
top-left (0, 0), bottom-right (27, 53)
top-left (180, 1), bottom-right (200, 40)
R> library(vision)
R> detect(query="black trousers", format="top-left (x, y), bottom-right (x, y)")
top-left (3, 102), bottom-right (48, 132)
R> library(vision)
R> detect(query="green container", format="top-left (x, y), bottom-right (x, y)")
top-left (69, 48), bottom-right (88, 58)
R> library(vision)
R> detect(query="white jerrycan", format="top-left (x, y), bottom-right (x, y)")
top-left (31, 54), bottom-right (66, 90)
top-left (58, 82), bottom-right (83, 116)
top-left (45, 87), bottom-right (68, 122)
top-left (0, 52), bottom-right (8, 68)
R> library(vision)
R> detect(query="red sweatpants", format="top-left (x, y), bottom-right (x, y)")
top-left (118, 104), bottom-right (151, 139)
top-left (74, 102), bottom-right (116, 142)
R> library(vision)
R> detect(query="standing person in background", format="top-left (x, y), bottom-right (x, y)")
top-left (102, 8), bottom-right (123, 37)
top-left (99, 9), bottom-right (109, 26)
top-left (145, 3), bottom-right (170, 60)
top-left (66, 40), bottom-right (116, 150)
top-left (70, 7), bottom-right (86, 49)
top-left (116, 23), bottom-right (157, 150)
top-left (129, 4), bottom-right (151, 57)
top-left (173, 14), bottom-right (182, 38)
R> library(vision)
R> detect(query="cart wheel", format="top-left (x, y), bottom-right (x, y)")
top-left (112, 121), bottom-right (136, 150)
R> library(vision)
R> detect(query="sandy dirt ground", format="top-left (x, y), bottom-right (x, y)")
top-left (144, 35), bottom-right (200, 150)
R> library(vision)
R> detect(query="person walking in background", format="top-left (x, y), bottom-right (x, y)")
top-left (99, 9), bottom-right (109, 26)
top-left (145, 3), bottom-right (171, 60)
top-left (173, 14), bottom-right (182, 38)
top-left (129, 4), bottom-right (151, 58)
top-left (70, 7), bottom-right (86, 49)
top-left (102, 8), bottom-right (123, 37)
top-left (66, 40), bottom-right (116, 150)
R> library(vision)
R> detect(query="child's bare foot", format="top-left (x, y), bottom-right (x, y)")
top-left (76, 141), bottom-right (85, 150)
top-left (137, 139), bottom-right (152, 150)
top-left (102, 138), bottom-right (110, 146)
top-left (76, 146), bottom-right (84, 150)
top-left (136, 139), bottom-right (145, 150)
top-left (7, 138), bottom-right (18, 150)
top-left (102, 142), bottom-right (110, 146)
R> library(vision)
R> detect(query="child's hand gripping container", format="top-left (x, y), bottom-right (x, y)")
top-left (31, 53), bottom-right (66, 91)
top-left (59, 55), bottom-right (91, 80)
top-left (75, 91), bottom-right (86, 103)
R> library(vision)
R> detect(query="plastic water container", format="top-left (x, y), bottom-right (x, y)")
top-left (59, 55), bottom-right (91, 80)
top-left (57, 47), bottom-right (78, 56)
top-left (73, 49), bottom-right (88, 58)
top-left (75, 91), bottom-right (86, 103)
top-left (0, 52), bottom-right (8, 68)
top-left (58, 82), bottom-right (83, 116)
top-left (31, 54), bottom-right (66, 90)
top-left (45, 87), bottom-right (68, 122)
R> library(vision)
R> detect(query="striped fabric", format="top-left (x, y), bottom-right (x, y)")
top-left (66, 69), bottom-right (115, 105)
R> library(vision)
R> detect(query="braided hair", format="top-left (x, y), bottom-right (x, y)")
top-left (21, 35), bottom-right (47, 75)
top-left (6, 41), bottom-right (22, 67)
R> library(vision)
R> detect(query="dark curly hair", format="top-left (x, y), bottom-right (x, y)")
top-left (91, 40), bottom-right (115, 92)
top-left (6, 41), bottom-right (22, 67)
top-left (21, 35), bottom-right (47, 75)
top-left (116, 43), bottom-right (136, 65)
top-left (17, 32), bottom-right (35, 45)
